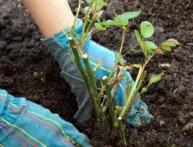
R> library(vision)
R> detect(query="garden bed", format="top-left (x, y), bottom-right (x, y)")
top-left (0, 0), bottom-right (193, 146)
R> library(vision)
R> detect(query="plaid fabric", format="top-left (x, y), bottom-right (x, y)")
top-left (0, 89), bottom-right (90, 147)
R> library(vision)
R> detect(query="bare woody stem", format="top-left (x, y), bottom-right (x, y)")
top-left (118, 66), bottom-right (143, 120)
top-left (70, 0), bottom-right (107, 126)
top-left (69, 41), bottom-right (89, 87)
top-left (82, 7), bottom-right (91, 34)
top-left (102, 75), bottom-right (126, 146)
top-left (118, 122), bottom-right (127, 146)
top-left (68, 39), bottom-right (100, 118)
top-left (73, 0), bottom-right (82, 27)
top-left (119, 29), bottom-right (126, 54)
top-left (82, 54), bottom-right (107, 127)
top-left (84, 5), bottom-right (98, 37)
top-left (102, 76), bottom-right (118, 127)
top-left (82, 55), bottom-right (101, 116)
top-left (118, 55), bottom-right (153, 120)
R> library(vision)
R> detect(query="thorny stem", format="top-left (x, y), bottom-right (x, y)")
top-left (82, 7), bottom-right (91, 34)
top-left (83, 55), bottom-right (102, 118)
top-left (69, 39), bottom-right (101, 120)
top-left (70, 0), bottom-right (146, 144)
top-left (108, 61), bottom-right (118, 79)
top-left (119, 122), bottom-right (127, 146)
top-left (136, 70), bottom-right (146, 92)
top-left (69, 41), bottom-right (89, 87)
top-left (70, 0), bottom-right (108, 127)
top-left (102, 75), bottom-right (127, 145)
top-left (119, 29), bottom-right (126, 54)
top-left (118, 55), bottom-right (154, 120)
top-left (73, 0), bottom-right (82, 27)
top-left (81, 5), bottom-right (98, 47)
top-left (102, 76), bottom-right (118, 128)
top-left (83, 55), bottom-right (107, 128)
top-left (84, 5), bottom-right (98, 37)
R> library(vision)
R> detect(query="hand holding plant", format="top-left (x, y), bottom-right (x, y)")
top-left (43, 0), bottom-right (180, 145)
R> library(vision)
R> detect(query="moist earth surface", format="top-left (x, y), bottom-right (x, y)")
top-left (0, 0), bottom-right (193, 146)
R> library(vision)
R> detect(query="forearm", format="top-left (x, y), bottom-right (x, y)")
top-left (22, 0), bottom-right (74, 37)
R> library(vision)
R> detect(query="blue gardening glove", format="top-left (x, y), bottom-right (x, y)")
top-left (0, 89), bottom-right (90, 147)
top-left (43, 20), bottom-right (153, 127)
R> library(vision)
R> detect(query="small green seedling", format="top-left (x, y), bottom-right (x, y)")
top-left (134, 21), bottom-right (180, 58)
top-left (67, 0), bottom-right (180, 146)
top-left (94, 10), bottom-right (141, 30)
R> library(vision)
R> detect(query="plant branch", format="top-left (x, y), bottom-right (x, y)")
top-left (118, 55), bottom-right (153, 120)
top-left (82, 55), bottom-right (100, 104)
top-left (119, 29), bottom-right (126, 54)
top-left (85, 6), bottom-right (98, 36)
top-left (73, 0), bottom-right (82, 27)
top-left (82, 7), bottom-right (91, 34)
top-left (82, 54), bottom-right (108, 128)
top-left (102, 76), bottom-right (118, 127)
top-left (119, 122), bottom-right (127, 146)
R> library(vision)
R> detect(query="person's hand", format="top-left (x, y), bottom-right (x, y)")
top-left (0, 89), bottom-right (90, 147)
top-left (43, 20), bottom-right (153, 126)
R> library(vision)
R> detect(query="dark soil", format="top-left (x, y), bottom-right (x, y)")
top-left (0, 0), bottom-right (193, 146)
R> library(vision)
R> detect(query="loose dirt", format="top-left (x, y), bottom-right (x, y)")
top-left (0, 0), bottom-right (193, 146)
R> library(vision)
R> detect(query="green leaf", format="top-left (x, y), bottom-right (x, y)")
top-left (154, 47), bottom-right (164, 55)
top-left (135, 30), bottom-right (142, 42)
top-left (94, 19), bottom-right (114, 31)
top-left (116, 10), bottom-right (141, 21)
top-left (162, 39), bottom-right (180, 47)
top-left (112, 10), bottom-right (141, 27)
top-left (145, 41), bottom-right (158, 50)
top-left (159, 39), bottom-right (180, 53)
top-left (140, 87), bottom-right (148, 94)
top-left (139, 41), bottom-right (157, 57)
top-left (102, 19), bottom-right (114, 26)
top-left (113, 16), bottom-right (128, 26)
top-left (139, 40), bottom-right (148, 57)
top-left (140, 21), bottom-right (154, 38)
top-left (95, 23), bottom-right (106, 31)
top-left (161, 44), bottom-right (172, 52)
top-left (148, 73), bottom-right (163, 86)
top-left (94, 10), bottom-right (140, 29)
top-left (87, 0), bottom-right (107, 11)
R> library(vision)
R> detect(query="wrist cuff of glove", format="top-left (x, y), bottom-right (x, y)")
top-left (42, 19), bottom-right (83, 50)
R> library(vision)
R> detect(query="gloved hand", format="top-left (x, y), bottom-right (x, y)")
top-left (0, 89), bottom-right (90, 147)
top-left (43, 20), bottom-right (153, 127)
